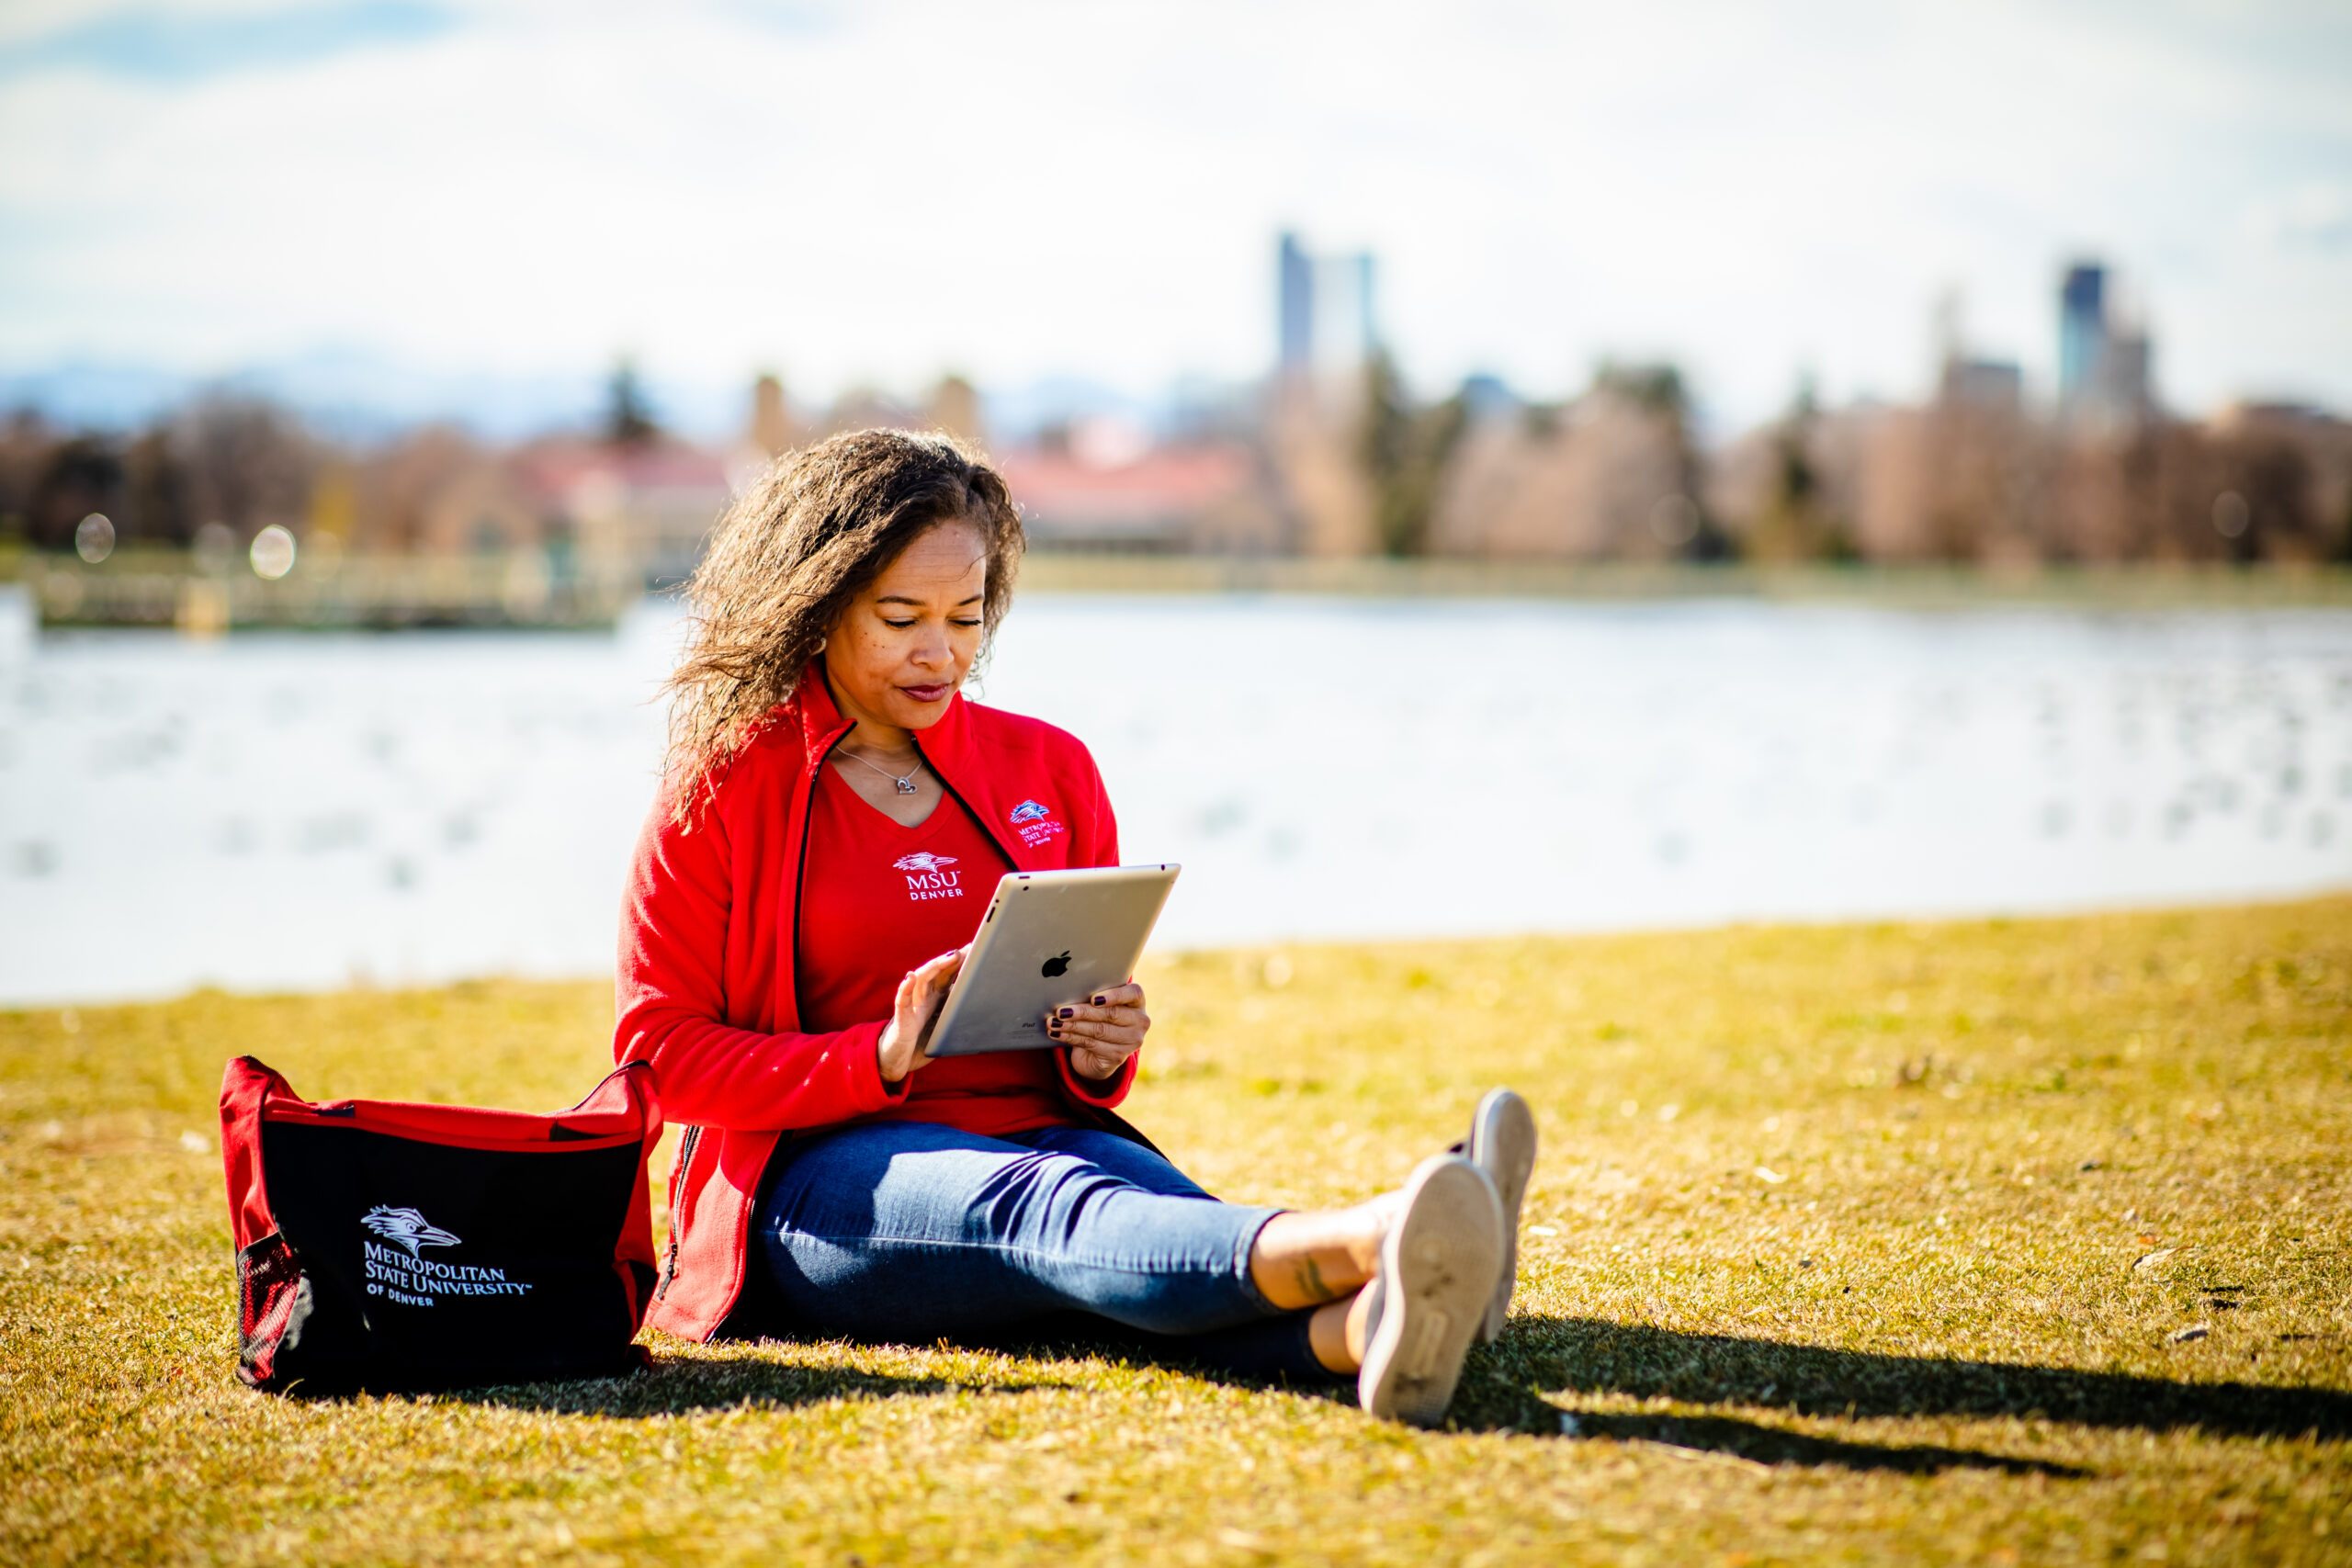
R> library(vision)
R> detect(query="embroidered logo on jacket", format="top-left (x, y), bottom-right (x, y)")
top-left (1010, 798), bottom-right (1065, 849)
top-left (894, 850), bottom-right (963, 901)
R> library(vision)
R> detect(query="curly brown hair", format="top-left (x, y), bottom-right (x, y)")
top-left (659, 428), bottom-right (1025, 827)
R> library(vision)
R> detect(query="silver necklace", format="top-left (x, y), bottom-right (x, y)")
top-left (837, 742), bottom-right (925, 795)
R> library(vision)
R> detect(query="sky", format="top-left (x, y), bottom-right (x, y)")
top-left (1, 0), bottom-right (2348, 436)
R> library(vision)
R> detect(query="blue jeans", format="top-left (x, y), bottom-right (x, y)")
top-left (756, 1120), bottom-right (1329, 1380)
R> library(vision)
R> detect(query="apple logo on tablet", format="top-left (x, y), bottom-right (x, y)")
top-left (1041, 951), bottom-right (1071, 978)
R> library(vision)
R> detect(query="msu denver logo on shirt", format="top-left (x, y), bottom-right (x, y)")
top-left (893, 851), bottom-right (963, 901)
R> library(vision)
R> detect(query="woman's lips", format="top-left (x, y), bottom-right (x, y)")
top-left (899, 682), bottom-right (953, 703)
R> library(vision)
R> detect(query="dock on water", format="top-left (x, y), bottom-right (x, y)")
top-left (5, 549), bottom-right (647, 633)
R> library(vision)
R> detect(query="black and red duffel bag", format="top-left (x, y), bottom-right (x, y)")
top-left (220, 1055), bottom-right (662, 1394)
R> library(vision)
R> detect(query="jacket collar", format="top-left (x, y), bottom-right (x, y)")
top-left (785, 658), bottom-right (1032, 867)
top-left (787, 658), bottom-right (854, 772)
top-left (788, 657), bottom-right (978, 776)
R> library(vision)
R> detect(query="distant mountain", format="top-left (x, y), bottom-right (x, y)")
top-left (0, 350), bottom-right (727, 444)
top-left (0, 362), bottom-right (195, 432)
top-left (0, 353), bottom-right (1243, 449)
top-left (981, 376), bottom-right (1161, 442)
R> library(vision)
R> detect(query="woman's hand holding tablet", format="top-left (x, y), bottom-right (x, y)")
top-left (1046, 978), bottom-right (1151, 1078)
top-left (923, 864), bottom-right (1180, 1059)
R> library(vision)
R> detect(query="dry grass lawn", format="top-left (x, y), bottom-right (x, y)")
top-left (3, 897), bottom-right (2348, 1564)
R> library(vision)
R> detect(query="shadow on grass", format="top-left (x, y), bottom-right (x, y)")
top-left (437, 1355), bottom-right (1069, 1418)
top-left (1455, 1315), bottom-right (2352, 1455)
top-left (422, 1313), bottom-right (2346, 1472)
top-left (829, 1318), bottom-right (2088, 1474)
top-left (1554, 1409), bottom-right (2084, 1475)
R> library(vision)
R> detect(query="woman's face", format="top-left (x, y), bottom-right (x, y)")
top-left (822, 518), bottom-right (989, 736)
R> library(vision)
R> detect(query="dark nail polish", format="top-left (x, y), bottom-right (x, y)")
top-left (1091, 995), bottom-right (1106, 1006)
top-left (1057, 1007), bottom-right (1074, 1019)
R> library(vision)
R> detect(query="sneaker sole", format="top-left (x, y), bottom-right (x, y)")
top-left (1357, 1155), bottom-right (1502, 1428)
top-left (1466, 1089), bottom-right (1537, 1342)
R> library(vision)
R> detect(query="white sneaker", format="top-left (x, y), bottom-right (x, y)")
top-left (1356, 1154), bottom-right (1503, 1428)
top-left (1463, 1089), bottom-right (1537, 1343)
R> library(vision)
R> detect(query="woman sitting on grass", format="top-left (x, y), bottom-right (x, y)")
top-left (614, 428), bottom-right (1536, 1425)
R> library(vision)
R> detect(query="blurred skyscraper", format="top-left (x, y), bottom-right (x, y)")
top-left (1933, 288), bottom-right (2022, 413)
top-left (2059, 263), bottom-right (2108, 409)
top-left (1329, 252), bottom-right (1378, 371)
top-left (1273, 231), bottom-right (1380, 384)
top-left (2098, 328), bottom-right (2154, 419)
top-left (1278, 232), bottom-right (1315, 378)
top-left (1269, 230), bottom-right (1384, 556)
top-left (2058, 259), bottom-right (2154, 426)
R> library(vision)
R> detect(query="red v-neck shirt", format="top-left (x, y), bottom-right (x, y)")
top-left (795, 762), bottom-right (1072, 1137)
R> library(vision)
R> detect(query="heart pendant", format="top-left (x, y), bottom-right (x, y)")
top-left (893, 778), bottom-right (917, 795)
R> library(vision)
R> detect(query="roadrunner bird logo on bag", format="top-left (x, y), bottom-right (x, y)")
top-left (361, 1205), bottom-right (462, 1258)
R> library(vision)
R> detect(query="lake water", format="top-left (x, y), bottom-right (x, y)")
top-left (2, 588), bottom-right (2347, 1007)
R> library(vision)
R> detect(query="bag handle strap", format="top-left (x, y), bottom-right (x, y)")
top-left (220, 1055), bottom-right (297, 1249)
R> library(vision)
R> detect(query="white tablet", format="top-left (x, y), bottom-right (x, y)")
top-left (922, 864), bottom-right (1181, 1057)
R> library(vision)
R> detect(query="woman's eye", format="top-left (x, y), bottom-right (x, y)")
top-left (952, 619), bottom-right (982, 628)
top-left (884, 619), bottom-right (916, 629)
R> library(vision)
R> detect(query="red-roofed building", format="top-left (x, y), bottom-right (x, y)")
top-left (995, 438), bottom-right (1279, 553)
top-left (510, 437), bottom-right (735, 584)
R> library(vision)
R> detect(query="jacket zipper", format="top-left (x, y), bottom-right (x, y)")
top-left (656, 1123), bottom-right (702, 1298)
top-left (792, 729), bottom-right (847, 1029)
top-left (913, 735), bottom-right (1027, 873)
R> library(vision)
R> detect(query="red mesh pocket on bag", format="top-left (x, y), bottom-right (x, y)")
top-left (236, 1232), bottom-right (303, 1385)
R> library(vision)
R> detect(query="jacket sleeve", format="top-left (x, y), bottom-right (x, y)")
top-left (1053, 742), bottom-right (1139, 1109)
top-left (614, 774), bottom-right (907, 1132)
top-left (1056, 1032), bottom-right (1139, 1105)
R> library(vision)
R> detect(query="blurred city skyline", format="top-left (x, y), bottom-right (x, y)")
top-left (4, 0), bottom-right (2350, 439)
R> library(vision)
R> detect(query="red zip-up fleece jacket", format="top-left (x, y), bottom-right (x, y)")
top-left (614, 660), bottom-right (1143, 1342)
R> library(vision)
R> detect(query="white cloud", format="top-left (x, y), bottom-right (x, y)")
top-left (2253, 181), bottom-right (2352, 251)
top-left (1, 0), bottom-right (2347, 428)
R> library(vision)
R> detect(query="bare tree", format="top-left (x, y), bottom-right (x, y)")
top-left (1358, 352), bottom-right (1467, 558)
top-left (172, 392), bottom-right (317, 539)
top-left (28, 437), bottom-right (123, 550)
top-left (605, 359), bottom-right (659, 446)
